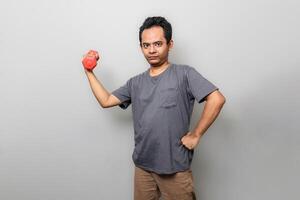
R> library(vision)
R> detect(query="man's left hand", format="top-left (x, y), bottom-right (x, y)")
top-left (180, 131), bottom-right (201, 150)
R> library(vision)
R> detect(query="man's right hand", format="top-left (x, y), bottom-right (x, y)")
top-left (82, 50), bottom-right (100, 71)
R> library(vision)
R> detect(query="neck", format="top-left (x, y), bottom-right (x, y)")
top-left (149, 60), bottom-right (170, 75)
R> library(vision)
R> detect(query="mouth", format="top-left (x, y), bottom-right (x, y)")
top-left (148, 56), bottom-right (159, 60)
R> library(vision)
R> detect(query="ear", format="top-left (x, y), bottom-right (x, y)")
top-left (168, 39), bottom-right (174, 50)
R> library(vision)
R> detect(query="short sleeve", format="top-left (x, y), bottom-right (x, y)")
top-left (111, 78), bottom-right (132, 109)
top-left (186, 66), bottom-right (219, 103)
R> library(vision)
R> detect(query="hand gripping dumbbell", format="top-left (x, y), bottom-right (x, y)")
top-left (82, 50), bottom-right (100, 71)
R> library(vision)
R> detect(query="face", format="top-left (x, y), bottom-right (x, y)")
top-left (140, 26), bottom-right (173, 67)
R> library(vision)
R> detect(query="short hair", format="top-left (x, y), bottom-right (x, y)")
top-left (139, 16), bottom-right (172, 45)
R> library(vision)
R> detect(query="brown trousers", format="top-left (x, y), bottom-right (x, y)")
top-left (134, 166), bottom-right (197, 200)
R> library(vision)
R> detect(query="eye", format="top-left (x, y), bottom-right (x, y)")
top-left (143, 43), bottom-right (149, 48)
top-left (154, 42), bottom-right (162, 47)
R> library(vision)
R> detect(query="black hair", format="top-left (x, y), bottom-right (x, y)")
top-left (139, 16), bottom-right (172, 45)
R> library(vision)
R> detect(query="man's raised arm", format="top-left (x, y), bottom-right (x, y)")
top-left (84, 70), bottom-right (121, 108)
top-left (82, 50), bottom-right (121, 108)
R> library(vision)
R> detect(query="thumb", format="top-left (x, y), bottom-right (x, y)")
top-left (181, 136), bottom-right (185, 143)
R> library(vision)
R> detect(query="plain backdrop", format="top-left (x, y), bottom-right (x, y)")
top-left (0, 0), bottom-right (299, 199)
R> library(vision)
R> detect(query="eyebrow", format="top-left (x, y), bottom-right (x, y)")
top-left (142, 41), bottom-right (163, 45)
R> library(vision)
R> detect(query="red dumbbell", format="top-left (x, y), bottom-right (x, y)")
top-left (82, 50), bottom-right (100, 71)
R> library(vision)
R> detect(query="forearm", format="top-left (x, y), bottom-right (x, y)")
top-left (84, 70), bottom-right (110, 107)
top-left (192, 98), bottom-right (225, 137)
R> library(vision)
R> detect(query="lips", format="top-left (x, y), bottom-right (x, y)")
top-left (148, 56), bottom-right (158, 60)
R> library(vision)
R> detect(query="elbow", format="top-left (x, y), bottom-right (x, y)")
top-left (207, 92), bottom-right (226, 108)
top-left (219, 96), bottom-right (226, 106)
top-left (217, 97), bottom-right (226, 111)
top-left (101, 103), bottom-right (110, 109)
top-left (99, 100), bottom-right (108, 109)
top-left (101, 104), bottom-right (107, 109)
top-left (101, 101), bottom-right (116, 109)
top-left (216, 95), bottom-right (226, 108)
top-left (99, 95), bottom-right (112, 109)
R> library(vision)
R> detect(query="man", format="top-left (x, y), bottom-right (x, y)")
top-left (83, 16), bottom-right (225, 200)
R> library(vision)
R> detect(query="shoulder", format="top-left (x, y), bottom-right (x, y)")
top-left (126, 69), bottom-right (147, 86)
top-left (132, 70), bottom-right (146, 81)
top-left (172, 63), bottom-right (195, 71)
top-left (172, 63), bottom-right (196, 77)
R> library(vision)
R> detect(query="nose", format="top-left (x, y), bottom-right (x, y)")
top-left (149, 45), bottom-right (157, 54)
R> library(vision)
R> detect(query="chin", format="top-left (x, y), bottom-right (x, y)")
top-left (148, 59), bottom-right (161, 65)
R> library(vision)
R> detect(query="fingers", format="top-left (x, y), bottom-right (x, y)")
top-left (184, 143), bottom-right (193, 150)
top-left (87, 50), bottom-right (99, 60)
top-left (82, 49), bottom-right (100, 71)
top-left (181, 137), bottom-right (194, 150)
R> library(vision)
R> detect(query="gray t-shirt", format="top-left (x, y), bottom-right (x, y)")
top-left (112, 63), bottom-right (218, 174)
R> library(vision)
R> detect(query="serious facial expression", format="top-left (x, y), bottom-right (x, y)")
top-left (140, 26), bottom-right (173, 67)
